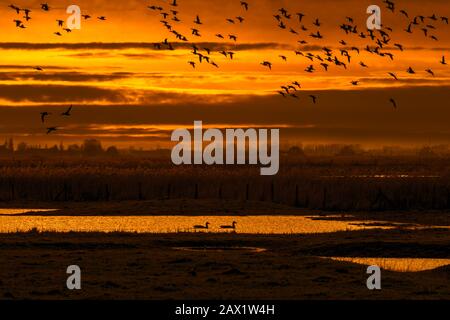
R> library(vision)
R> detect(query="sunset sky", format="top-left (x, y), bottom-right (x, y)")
top-left (0, 0), bottom-right (449, 148)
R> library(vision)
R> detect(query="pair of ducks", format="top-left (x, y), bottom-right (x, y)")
top-left (194, 221), bottom-right (237, 230)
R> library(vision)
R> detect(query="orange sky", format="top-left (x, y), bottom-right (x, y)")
top-left (0, 0), bottom-right (449, 148)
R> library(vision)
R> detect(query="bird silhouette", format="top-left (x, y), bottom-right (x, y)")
top-left (440, 56), bottom-right (447, 65)
top-left (9, 4), bottom-right (21, 14)
top-left (41, 3), bottom-right (49, 11)
top-left (297, 13), bottom-right (305, 22)
top-left (194, 15), bottom-right (202, 25)
top-left (388, 72), bottom-right (399, 80)
top-left (46, 127), bottom-right (58, 134)
top-left (309, 95), bottom-right (318, 104)
top-left (40, 112), bottom-right (51, 123)
top-left (389, 98), bottom-right (397, 109)
top-left (220, 221), bottom-right (237, 230)
top-left (406, 67), bottom-right (415, 74)
top-left (261, 61), bottom-right (272, 70)
top-left (61, 105), bottom-right (73, 116)
top-left (240, 1), bottom-right (249, 11)
top-left (193, 222), bottom-right (210, 230)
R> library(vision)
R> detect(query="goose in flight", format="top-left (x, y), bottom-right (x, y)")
top-left (278, 91), bottom-right (286, 98)
top-left (405, 23), bottom-right (412, 34)
top-left (54, 32), bottom-right (62, 36)
top-left (188, 61), bottom-right (196, 68)
top-left (34, 66), bottom-right (44, 71)
top-left (61, 105), bottom-right (73, 116)
top-left (296, 13), bottom-right (305, 23)
top-left (194, 15), bottom-right (202, 25)
top-left (56, 19), bottom-right (64, 27)
top-left (309, 95), bottom-right (318, 104)
top-left (41, 3), bottom-right (49, 11)
top-left (220, 221), bottom-right (237, 230)
top-left (388, 72), bottom-right (398, 80)
top-left (46, 127), bottom-right (58, 134)
top-left (406, 67), bottom-right (415, 74)
top-left (279, 55), bottom-right (287, 62)
top-left (170, 0), bottom-right (178, 7)
top-left (229, 34), bottom-right (237, 42)
top-left (360, 62), bottom-right (368, 68)
top-left (441, 56), bottom-right (447, 65)
top-left (40, 112), bottom-right (51, 123)
top-left (394, 43), bottom-right (404, 51)
top-left (193, 222), bottom-right (209, 230)
top-left (82, 14), bottom-right (91, 20)
top-left (261, 61), bottom-right (272, 70)
top-left (389, 98), bottom-right (397, 109)
top-left (97, 16), bottom-right (106, 21)
top-left (313, 18), bottom-right (321, 27)
top-left (350, 80), bottom-right (359, 86)
top-left (305, 65), bottom-right (315, 73)
top-left (240, 1), bottom-right (249, 11)
top-left (425, 69), bottom-right (435, 76)
top-left (9, 4), bottom-right (21, 14)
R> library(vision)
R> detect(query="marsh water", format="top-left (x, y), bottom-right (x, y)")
top-left (325, 257), bottom-right (450, 272)
top-left (0, 212), bottom-right (390, 234)
top-left (1, 209), bottom-right (449, 272)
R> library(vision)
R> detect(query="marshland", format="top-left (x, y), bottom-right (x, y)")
top-left (0, 145), bottom-right (449, 299)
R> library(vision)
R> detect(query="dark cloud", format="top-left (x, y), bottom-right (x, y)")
top-left (0, 84), bottom-right (127, 103)
top-left (1, 86), bottom-right (450, 146)
top-left (0, 72), bottom-right (134, 82)
top-left (0, 42), bottom-right (293, 51)
top-left (0, 65), bottom-right (70, 70)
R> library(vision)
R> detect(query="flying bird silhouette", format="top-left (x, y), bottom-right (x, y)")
top-left (240, 1), bottom-right (249, 11)
top-left (389, 98), bottom-right (397, 109)
top-left (61, 105), bottom-right (73, 116)
top-left (46, 127), bottom-right (58, 134)
top-left (40, 112), bottom-right (51, 123)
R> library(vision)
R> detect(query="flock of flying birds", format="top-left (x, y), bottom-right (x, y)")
top-left (7, 3), bottom-right (106, 134)
top-left (147, 0), bottom-right (448, 108)
top-left (5, 0), bottom-right (450, 134)
top-left (8, 2), bottom-right (106, 35)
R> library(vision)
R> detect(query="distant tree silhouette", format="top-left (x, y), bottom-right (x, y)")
top-left (82, 139), bottom-right (103, 156)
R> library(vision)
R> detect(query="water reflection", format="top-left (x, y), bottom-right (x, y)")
top-left (0, 209), bottom-right (59, 215)
top-left (325, 257), bottom-right (450, 272)
top-left (0, 215), bottom-right (392, 234)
